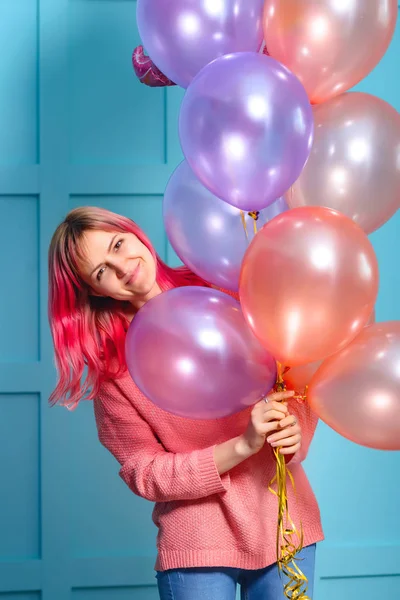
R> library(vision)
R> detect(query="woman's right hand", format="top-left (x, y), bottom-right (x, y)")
top-left (214, 390), bottom-right (296, 475)
top-left (241, 390), bottom-right (296, 455)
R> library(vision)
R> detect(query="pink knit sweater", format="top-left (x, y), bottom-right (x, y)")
top-left (94, 371), bottom-right (324, 571)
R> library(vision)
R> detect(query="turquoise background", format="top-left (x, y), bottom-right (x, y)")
top-left (0, 1), bottom-right (399, 598)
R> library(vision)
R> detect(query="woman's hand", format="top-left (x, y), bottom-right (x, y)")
top-left (214, 389), bottom-right (302, 475)
top-left (266, 411), bottom-right (302, 456)
top-left (240, 390), bottom-right (296, 455)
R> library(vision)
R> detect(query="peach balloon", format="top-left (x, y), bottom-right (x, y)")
top-left (287, 93), bottom-right (400, 234)
top-left (308, 322), bottom-right (400, 450)
top-left (263, 0), bottom-right (397, 104)
top-left (284, 309), bottom-right (375, 393)
top-left (285, 361), bottom-right (322, 395)
top-left (239, 207), bottom-right (379, 366)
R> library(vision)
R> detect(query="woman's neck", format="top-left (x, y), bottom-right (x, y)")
top-left (130, 281), bottom-right (163, 313)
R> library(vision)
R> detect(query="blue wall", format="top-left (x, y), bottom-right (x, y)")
top-left (0, 1), bottom-right (399, 599)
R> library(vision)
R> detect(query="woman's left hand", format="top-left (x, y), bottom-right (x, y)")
top-left (266, 413), bottom-right (302, 455)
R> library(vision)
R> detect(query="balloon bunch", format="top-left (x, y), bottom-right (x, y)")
top-left (127, 2), bottom-right (400, 598)
top-left (258, 0), bottom-right (400, 451)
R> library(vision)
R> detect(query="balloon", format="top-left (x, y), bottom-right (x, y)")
top-left (285, 362), bottom-right (322, 396)
top-left (163, 160), bottom-right (288, 291)
top-left (179, 52), bottom-right (314, 211)
top-left (136, 0), bottom-right (265, 89)
top-left (125, 287), bottom-right (277, 419)
top-left (285, 309), bottom-right (376, 394)
top-left (262, 0), bottom-right (397, 105)
top-left (239, 206), bottom-right (379, 366)
top-left (308, 322), bottom-right (400, 450)
top-left (287, 93), bottom-right (400, 234)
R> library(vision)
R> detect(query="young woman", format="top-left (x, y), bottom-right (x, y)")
top-left (48, 206), bottom-right (323, 600)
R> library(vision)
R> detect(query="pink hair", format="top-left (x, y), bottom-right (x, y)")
top-left (48, 206), bottom-right (210, 409)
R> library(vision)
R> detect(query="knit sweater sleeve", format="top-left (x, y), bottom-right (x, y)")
top-left (93, 383), bottom-right (230, 503)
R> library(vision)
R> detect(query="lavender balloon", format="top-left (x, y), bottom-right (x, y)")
top-left (125, 287), bottom-right (277, 419)
top-left (179, 52), bottom-right (314, 211)
top-left (136, 0), bottom-right (265, 89)
top-left (163, 160), bottom-right (288, 291)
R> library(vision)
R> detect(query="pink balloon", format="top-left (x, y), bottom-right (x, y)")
top-left (308, 322), bottom-right (400, 450)
top-left (125, 287), bottom-right (277, 419)
top-left (287, 93), bottom-right (400, 234)
top-left (239, 207), bottom-right (379, 366)
top-left (263, 0), bottom-right (397, 104)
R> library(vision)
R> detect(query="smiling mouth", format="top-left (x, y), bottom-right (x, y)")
top-left (125, 262), bottom-right (140, 285)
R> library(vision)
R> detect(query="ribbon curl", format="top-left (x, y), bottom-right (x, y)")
top-left (268, 363), bottom-right (310, 599)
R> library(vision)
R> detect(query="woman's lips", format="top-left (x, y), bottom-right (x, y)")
top-left (126, 262), bottom-right (140, 285)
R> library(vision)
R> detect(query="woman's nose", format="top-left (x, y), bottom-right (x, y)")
top-left (108, 258), bottom-right (126, 279)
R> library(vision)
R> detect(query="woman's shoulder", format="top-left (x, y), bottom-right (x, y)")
top-left (94, 369), bottom-right (151, 425)
top-left (97, 368), bottom-right (142, 402)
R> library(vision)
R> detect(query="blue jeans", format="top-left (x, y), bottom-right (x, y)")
top-left (156, 543), bottom-right (316, 599)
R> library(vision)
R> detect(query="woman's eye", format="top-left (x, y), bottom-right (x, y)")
top-left (114, 239), bottom-right (123, 250)
top-left (97, 267), bottom-right (106, 281)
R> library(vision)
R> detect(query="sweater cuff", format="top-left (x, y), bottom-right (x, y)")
top-left (196, 446), bottom-right (230, 496)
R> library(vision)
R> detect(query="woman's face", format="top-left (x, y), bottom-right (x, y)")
top-left (78, 229), bottom-right (159, 306)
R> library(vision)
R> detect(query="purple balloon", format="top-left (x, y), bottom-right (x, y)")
top-left (136, 0), bottom-right (265, 89)
top-left (125, 287), bottom-right (277, 419)
top-left (163, 160), bottom-right (288, 291)
top-left (179, 52), bottom-right (314, 211)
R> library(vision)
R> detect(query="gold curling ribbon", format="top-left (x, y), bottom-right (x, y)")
top-left (240, 210), bottom-right (249, 241)
top-left (248, 210), bottom-right (259, 236)
top-left (268, 363), bottom-right (311, 599)
top-left (238, 213), bottom-right (308, 596)
top-left (240, 210), bottom-right (260, 239)
top-left (239, 213), bottom-right (309, 596)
